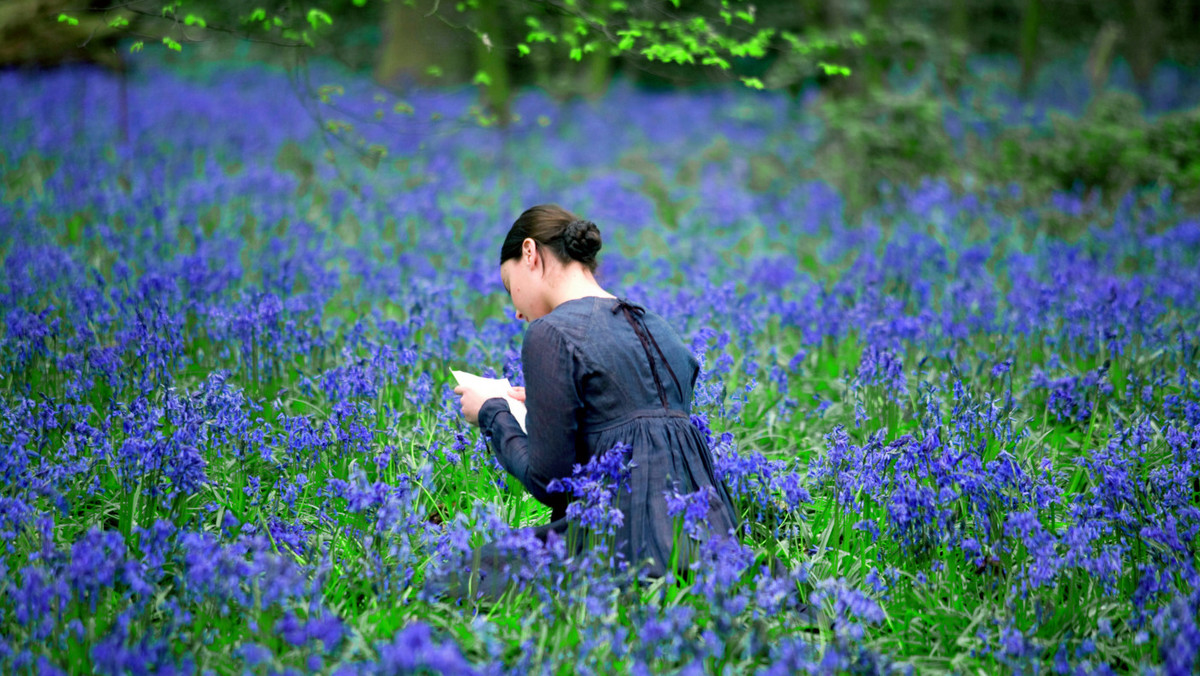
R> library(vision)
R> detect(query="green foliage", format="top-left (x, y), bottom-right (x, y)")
top-left (307, 9), bottom-right (333, 31)
top-left (817, 87), bottom-right (955, 208)
top-left (497, 1), bottom-right (855, 92)
top-left (804, 83), bottom-right (1200, 217)
top-left (987, 91), bottom-right (1200, 201)
top-left (49, 0), bottom-right (852, 94)
top-left (818, 62), bottom-right (851, 77)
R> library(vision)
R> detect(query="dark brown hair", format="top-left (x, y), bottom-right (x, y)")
top-left (500, 204), bottom-right (602, 272)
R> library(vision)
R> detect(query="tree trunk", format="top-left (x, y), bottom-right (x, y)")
top-left (949, 0), bottom-right (969, 47)
top-left (823, 0), bottom-right (856, 98)
top-left (1018, 0), bottom-right (1041, 98)
top-left (1086, 22), bottom-right (1123, 96)
top-left (865, 0), bottom-right (890, 92)
top-left (586, 47), bottom-right (612, 99)
top-left (584, 3), bottom-right (613, 99)
top-left (475, 0), bottom-right (511, 123)
top-left (1123, 0), bottom-right (1162, 102)
top-left (375, 0), bottom-right (471, 87)
top-left (943, 0), bottom-right (970, 95)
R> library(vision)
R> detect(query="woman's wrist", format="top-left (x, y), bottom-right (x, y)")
top-left (477, 397), bottom-right (510, 430)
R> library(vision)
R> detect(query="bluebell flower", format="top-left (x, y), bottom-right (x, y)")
top-left (236, 642), bottom-right (274, 667)
top-left (374, 622), bottom-right (478, 676)
top-left (547, 442), bottom-right (635, 536)
top-left (66, 528), bottom-right (126, 611)
top-left (276, 611), bottom-right (346, 651)
top-left (664, 484), bottom-right (715, 541)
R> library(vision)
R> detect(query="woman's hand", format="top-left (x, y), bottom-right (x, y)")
top-left (453, 385), bottom-right (489, 426)
top-left (508, 387), bottom-right (526, 402)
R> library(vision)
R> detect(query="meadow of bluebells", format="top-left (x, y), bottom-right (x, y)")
top-left (1, 51), bottom-right (1199, 674)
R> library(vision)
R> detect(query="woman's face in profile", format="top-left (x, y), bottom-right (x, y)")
top-left (500, 257), bottom-right (542, 323)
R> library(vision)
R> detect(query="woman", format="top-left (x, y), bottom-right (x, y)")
top-left (453, 203), bottom-right (739, 585)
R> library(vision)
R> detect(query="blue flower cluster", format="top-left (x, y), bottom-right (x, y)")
top-left (548, 441), bottom-right (636, 536)
top-left (1, 53), bottom-right (1198, 673)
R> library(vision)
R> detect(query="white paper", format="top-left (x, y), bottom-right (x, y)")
top-left (451, 369), bottom-right (528, 433)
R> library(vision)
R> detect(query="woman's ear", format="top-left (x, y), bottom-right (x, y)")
top-left (523, 238), bottom-right (537, 266)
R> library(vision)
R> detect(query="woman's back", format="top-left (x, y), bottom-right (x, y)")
top-left (455, 203), bottom-right (739, 587)
top-left (535, 296), bottom-right (697, 426)
top-left (481, 295), bottom-right (739, 577)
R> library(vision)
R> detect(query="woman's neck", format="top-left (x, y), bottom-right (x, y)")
top-left (546, 269), bottom-right (615, 310)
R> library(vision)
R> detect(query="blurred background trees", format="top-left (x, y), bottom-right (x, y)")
top-left (7, 0), bottom-right (1200, 210)
top-left (10, 0), bottom-right (1200, 99)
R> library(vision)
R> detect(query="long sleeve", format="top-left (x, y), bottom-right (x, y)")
top-left (479, 320), bottom-right (583, 515)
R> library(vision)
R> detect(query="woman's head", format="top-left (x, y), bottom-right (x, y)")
top-left (499, 204), bottom-right (604, 322)
top-left (499, 204), bottom-right (601, 271)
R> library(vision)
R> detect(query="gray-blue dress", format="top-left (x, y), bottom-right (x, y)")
top-left (477, 296), bottom-right (739, 578)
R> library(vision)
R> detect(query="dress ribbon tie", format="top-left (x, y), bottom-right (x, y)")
top-left (612, 298), bottom-right (682, 409)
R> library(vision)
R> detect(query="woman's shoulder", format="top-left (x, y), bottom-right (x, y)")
top-left (527, 296), bottom-right (620, 352)
top-left (526, 303), bottom-right (588, 348)
top-left (538, 296), bottom-right (609, 329)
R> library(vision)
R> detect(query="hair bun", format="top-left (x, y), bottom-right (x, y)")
top-left (562, 219), bottom-right (602, 262)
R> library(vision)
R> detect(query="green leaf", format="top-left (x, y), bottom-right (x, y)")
top-left (617, 29), bottom-right (641, 51)
top-left (729, 28), bottom-right (775, 58)
top-left (569, 47), bottom-right (582, 61)
top-left (517, 43), bottom-right (530, 56)
top-left (163, 37), bottom-right (182, 52)
top-left (307, 9), bottom-right (333, 31)
top-left (818, 62), bottom-right (852, 77)
top-left (248, 8), bottom-right (266, 22)
top-left (108, 16), bottom-right (130, 28)
top-left (473, 70), bottom-right (492, 86)
top-left (184, 14), bottom-right (207, 28)
top-left (353, 0), bottom-right (367, 5)
top-left (641, 44), bottom-right (694, 65)
top-left (130, 41), bottom-right (144, 53)
top-left (426, 65), bottom-right (443, 77)
top-left (393, 102), bottom-right (414, 115)
top-left (57, 14), bottom-right (79, 27)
